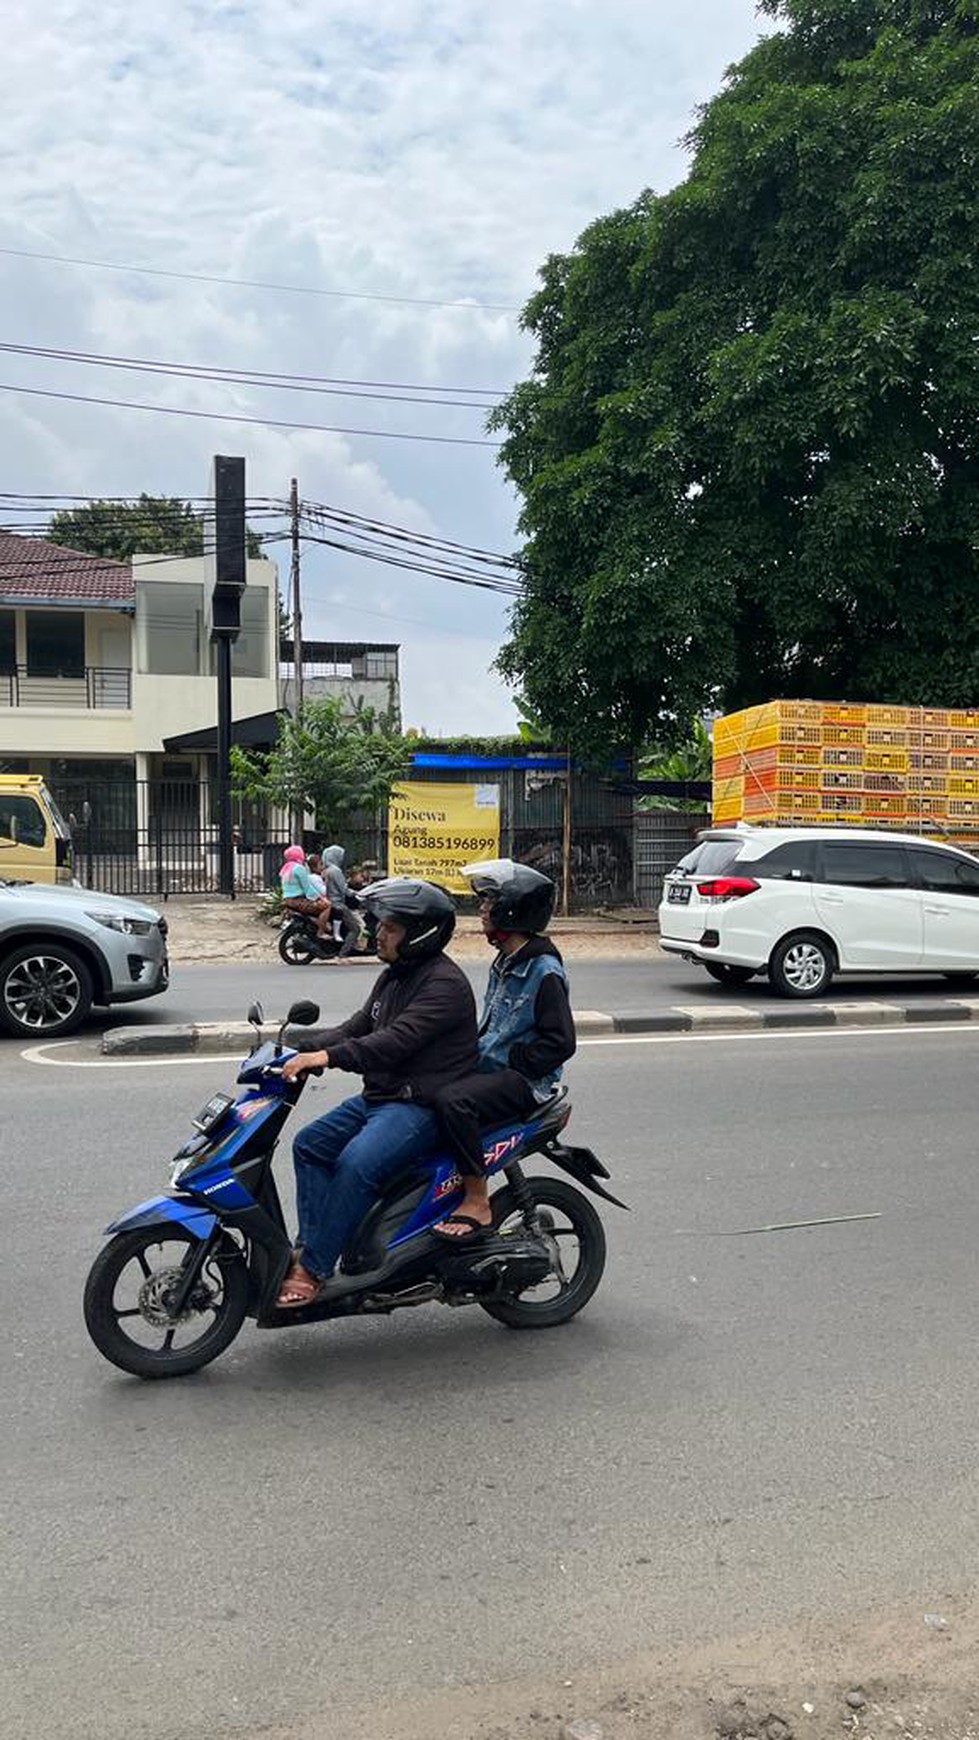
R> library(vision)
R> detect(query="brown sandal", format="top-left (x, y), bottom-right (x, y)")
top-left (275, 1261), bottom-right (325, 1309)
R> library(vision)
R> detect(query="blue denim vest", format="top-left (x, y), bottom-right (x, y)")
top-left (479, 950), bottom-right (569, 1097)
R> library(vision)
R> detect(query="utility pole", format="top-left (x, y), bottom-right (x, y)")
top-left (290, 477), bottom-right (303, 718)
top-left (208, 455), bottom-right (246, 899)
top-left (289, 477), bottom-right (305, 844)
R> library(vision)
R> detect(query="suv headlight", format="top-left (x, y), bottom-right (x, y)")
top-left (87, 912), bottom-right (153, 936)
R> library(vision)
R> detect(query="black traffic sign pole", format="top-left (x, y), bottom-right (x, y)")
top-left (209, 455), bottom-right (246, 899)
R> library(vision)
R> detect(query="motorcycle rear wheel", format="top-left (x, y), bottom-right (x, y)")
top-left (480, 1176), bottom-right (606, 1329)
top-left (84, 1229), bottom-right (248, 1379)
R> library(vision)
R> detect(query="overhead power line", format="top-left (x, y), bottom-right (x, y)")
top-left (299, 530), bottom-right (522, 597)
top-left (0, 245), bottom-right (521, 315)
top-left (0, 342), bottom-right (506, 408)
top-left (0, 382), bottom-right (501, 448)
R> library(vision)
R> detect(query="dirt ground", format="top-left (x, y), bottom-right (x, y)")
top-left (253, 1594), bottom-right (979, 1740)
top-left (158, 895), bottom-right (663, 965)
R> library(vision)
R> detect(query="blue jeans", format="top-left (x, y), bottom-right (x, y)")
top-left (293, 1094), bottom-right (439, 1280)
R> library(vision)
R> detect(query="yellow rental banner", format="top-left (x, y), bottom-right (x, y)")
top-left (388, 782), bottom-right (500, 893)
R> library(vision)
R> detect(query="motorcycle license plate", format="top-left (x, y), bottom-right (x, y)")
top-left (667, 883), bottom-right (691, 904)
top-left (192, 1091), bottom-right (235, 1134)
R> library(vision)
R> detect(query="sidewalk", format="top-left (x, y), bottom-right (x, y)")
top-left (157, 895), bottom-right (661, 965)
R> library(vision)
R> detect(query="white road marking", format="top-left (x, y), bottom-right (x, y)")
top-left (15, 1019), bottom-right (979, 1068)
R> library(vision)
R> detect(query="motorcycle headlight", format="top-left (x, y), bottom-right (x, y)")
top-left (87, 912), bottom-right (153, 936)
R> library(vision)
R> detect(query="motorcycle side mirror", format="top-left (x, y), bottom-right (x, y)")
top-left (247, 1001), bottom-right (265, 1027)
top-left (277, 999), bottom-right (320, 1057)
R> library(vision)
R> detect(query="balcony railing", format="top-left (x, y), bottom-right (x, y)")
top-left (0, 666), bottom-right (132, 709)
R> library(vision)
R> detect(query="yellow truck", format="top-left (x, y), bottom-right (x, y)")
top-left (0, 774), bottom-right (75, 883)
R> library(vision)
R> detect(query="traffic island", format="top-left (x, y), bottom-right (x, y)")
top-left (99, 998), bottom-right (979, 1057)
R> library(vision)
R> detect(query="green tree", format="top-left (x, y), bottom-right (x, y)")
top-left (48, 495), bottom-right (264, 560)
top-left (493, 0), bottom-right (979, 754)
top-left (230, 695), bottom-right (411, 833)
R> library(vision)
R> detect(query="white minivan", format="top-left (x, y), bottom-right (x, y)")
top-left (659, 825), bottom-right (979, 997)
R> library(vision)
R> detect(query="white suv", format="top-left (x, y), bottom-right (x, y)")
top-left (659, 825), bottom-right (979, 997)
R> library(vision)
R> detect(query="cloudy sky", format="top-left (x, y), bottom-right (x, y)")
top-left (2, 0), bottom-right (767, 731)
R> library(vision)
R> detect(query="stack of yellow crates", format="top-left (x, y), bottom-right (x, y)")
top-left (712, 700), bottom-right (979, 842)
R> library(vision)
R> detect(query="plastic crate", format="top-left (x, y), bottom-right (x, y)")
top-left (743, 789), bottom-right (779, 816)
top-left (776, 791), bottom-right (821, 813)
top-left (781, 768), bottom-right (822, 791)
top-left (950, 799), bottom-right (979, 819)
top-left (820, 792), bottom-right (864, 813)
top-left (949, 712), bottom-right (979, 730)
top-left (822, 770), bottom-right (864, 790)
top-left (741, 722), bottom-right (779, 750)
top-left (863, 795), bottom-right (908, 818)
top-left (778, 744), bottom-right (822, 766)
top-left (821, 725), bottom-right (866, 747)
top-left (949, 775), bottom-right (979, 796)
top-left (713, 777), bottom-right (743, 804)
top-left (866, 704), bottom-right (910, 726)
top-left (951, 730), bottom-right (979, 752)
top-left (865, 748), bottom-right (909, 772)
top-left (866, 728), bottom-right (908, 747)
top-left (775, 700), bottom-right (825, 723)
top-left (918, 708), bottom-right (951, 728)
top-left (908, 773), bottom-right (948, 793)
top-left (821, 744), bottom-right (865, 767)
top-left (910, 750), bottom-right (949, 770)
top-left (779, 724), bottom-right (823, 746)
top-left (713, 752), bottom-right (743, 781)
top-left (863, 772), bottom-right (905, 792)
top-left (949, 751), bottom-right (979, 773)
top-left (822, 703), bottom-right (867, 725)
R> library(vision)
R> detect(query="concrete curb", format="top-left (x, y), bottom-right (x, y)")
top-left (101, 998), bottom-right (979, 1057)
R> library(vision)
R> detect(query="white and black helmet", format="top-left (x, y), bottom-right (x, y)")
top-left (462, 858), bottom-right (555, 934)
top-left (360, 877), bottom-right (456, 961)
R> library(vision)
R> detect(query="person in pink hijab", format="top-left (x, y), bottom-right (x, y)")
top-left (279, 844), bottom-right (334, 940)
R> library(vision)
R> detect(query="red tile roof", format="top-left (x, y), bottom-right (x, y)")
top-left (0, 531), bottom-right (134, 606)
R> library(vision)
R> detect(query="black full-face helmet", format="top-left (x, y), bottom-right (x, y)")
top-left (360, 877), bottom-right (456, 961)
top-left (462, 858), bottom-right (555, 935)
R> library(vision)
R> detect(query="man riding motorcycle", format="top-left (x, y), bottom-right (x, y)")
top-left (276, 877), bottom-right (479, 1307)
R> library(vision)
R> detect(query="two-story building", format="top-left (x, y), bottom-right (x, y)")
top-left (0, 531), bottom-right (279, 887)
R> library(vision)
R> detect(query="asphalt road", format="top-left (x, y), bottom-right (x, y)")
top-left (37, 952), bottom-right (979, 1045)
top-left (4, 1023), bottom-right (979, 1739)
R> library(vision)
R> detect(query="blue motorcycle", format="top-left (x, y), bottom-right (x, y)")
top-left (83, 999), bottom-right (627, 1379)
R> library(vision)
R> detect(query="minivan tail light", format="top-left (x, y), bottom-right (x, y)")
top-left (696, 876), bottom-right (760, 900)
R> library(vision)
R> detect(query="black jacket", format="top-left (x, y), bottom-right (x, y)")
top-left (298, 952), bottom-right (479, 1104)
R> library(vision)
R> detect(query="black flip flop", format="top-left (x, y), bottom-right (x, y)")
top-left (432, 1213), bottom-right (492, 1243)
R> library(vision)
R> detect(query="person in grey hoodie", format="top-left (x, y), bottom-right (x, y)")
top-left (321, 843), bottom-right (363, 958)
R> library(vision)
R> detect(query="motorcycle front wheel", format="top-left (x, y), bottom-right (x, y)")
top-left (481, 1176), bottom-right (606, 1329)
top-left (278, 922), bottom-right (319, 965)
top-left (83, 1229), bottom-right (248, 1379)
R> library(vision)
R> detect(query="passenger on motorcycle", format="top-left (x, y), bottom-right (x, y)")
top-left (279, 845), bottom-right (334, 941)
top-left (321, 843), bottom-right (363, 959)
top-left (431, 859), bottom-right (576, 1241)
top-left (276, 877), bottom-right (479, 1307)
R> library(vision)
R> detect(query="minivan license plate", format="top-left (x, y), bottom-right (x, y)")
top-left (667, 883), bottom-right (691, 904)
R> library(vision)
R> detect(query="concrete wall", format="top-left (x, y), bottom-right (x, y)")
top-left (131, 553), bottom-right (279, 754)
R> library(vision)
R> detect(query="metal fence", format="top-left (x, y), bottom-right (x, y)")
top-left (633, 809), bottom-right (711, 908)
top-left (50, 768), bottom-right (639, 906)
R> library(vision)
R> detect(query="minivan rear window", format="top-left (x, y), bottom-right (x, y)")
top-left (674, 840), bottom-right (744, 877)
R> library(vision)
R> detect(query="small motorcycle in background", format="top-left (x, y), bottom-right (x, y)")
top-left (278, 893), bottom-right (377, 965)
